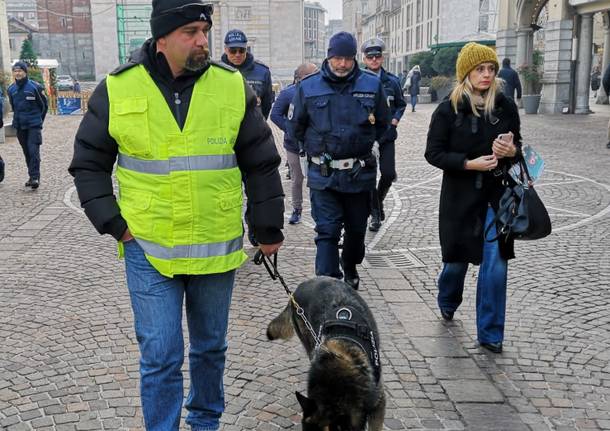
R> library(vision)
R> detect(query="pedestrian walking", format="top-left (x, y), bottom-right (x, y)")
top-left (221, 28), bottom-right (275, 246)
top-left (8, 61), bottom-right (48, 190)
top-left (270, 62), bottom-right (318, 225)
top-left (361, 37), bottom-right (406, 232)
top-left (425, 42), bottom-right (522, 354)
top-left (603, 63), bottom-right (610, 149)
top-left (287, 31), bottom-right (391, 290)
top-left (68, 1), bottom-right (284, 429)
top-left (405, 65), bottom-right (421, 112)
top-left (73, 79), bottom-right (81, 93)
top-left (590, 66), bottom-right (600, 98)
top-left (497, 58), bottom-right (522, 102)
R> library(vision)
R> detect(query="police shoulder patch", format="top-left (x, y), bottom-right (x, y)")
top-left (210, 59), bottom-right (237, 72)
top-left (254, 59), bottom-right (269, 69)
top-left (300, 71), bottom-right (320, 82)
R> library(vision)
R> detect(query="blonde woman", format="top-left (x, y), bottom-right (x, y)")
top-left (425, 43), bottom-right (522, 354)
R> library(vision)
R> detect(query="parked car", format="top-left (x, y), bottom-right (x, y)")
top-left (56, 75), bottom-right (74, 91)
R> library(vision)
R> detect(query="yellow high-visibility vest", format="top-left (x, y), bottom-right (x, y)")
top-left (107, 64), bottom-right (247, 277)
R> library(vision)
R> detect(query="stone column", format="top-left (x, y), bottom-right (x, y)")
top-left (516, 28), bottom-right (534, 93)
top-left (596, 22), bottom-right (610, 104)
top-left (539, 19), bottom-right (574, 114)
top-left (496, 28), bottom-right (518, 66)
top-left (575, 13), bottom-right (594, 114)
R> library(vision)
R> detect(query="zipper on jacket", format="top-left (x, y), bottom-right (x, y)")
top-left (173, 92), bottom-right (182, 128)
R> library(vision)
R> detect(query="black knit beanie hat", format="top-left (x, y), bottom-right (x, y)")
top-left (150, 0), bottom-right (213, 39)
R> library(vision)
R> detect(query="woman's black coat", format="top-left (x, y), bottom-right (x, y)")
top-left (425, 92), bottom-right (522, 264)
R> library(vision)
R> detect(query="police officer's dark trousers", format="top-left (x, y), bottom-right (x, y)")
top-left (371, 138), bottom-right (396, 220)
top-left (310, 188), bottom-right (369, 278)
top-left (17, 127), bottom-right (42, 181)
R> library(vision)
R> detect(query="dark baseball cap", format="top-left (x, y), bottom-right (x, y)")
top-left (224, 29), bottom-right (248, 48)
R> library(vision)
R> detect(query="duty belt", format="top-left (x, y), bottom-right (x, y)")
top-left (310, 156), bottom-right (363, 170)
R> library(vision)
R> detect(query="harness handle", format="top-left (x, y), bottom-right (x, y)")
top-left (253, 249), bottom-right (325, 350)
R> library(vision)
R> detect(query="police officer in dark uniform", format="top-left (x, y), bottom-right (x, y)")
top-left (222, 29), bottom-right (275, 246)
top-left (8, 61), bottom-right (48, 190)
top-left (221, 29), bottom-right (274, 119)
top-left (287, 32), bottom-right (391, 290)
top-left (361, 37), bottom-right (406, 232)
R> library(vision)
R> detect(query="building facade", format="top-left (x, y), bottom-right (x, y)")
top-left (326, 18), bottom-right (343, 51)
top-left (91, 0), bottom-right (304, 83)
top-left (304, 2), bottom-right (326, 65)
top-left (33, 0), bottom-right (95, 79)
top-left (346, 0), bottom-right (499, 75)
top-left (497, 0), bottom-right (610, 114)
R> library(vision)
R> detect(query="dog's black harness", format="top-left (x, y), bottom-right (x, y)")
top-left (321, 306), bottom-right (381, 384)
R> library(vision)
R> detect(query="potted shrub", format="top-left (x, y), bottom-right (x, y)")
top-left (518, 50), bottom-right (544, 114)
top-left (430, 76), bottom-right (454, 102)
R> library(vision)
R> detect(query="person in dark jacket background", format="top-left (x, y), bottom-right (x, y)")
top-left (406, 65), bottom-right (421, 112)
top-left (68, 1), bottom-right (284, 429)
top-left (497, 57), bottom-right (522, 102)
top-left (8, 61), bottom-right (48, 189)
top-left (270, 62), bottom-right (318, 225)
top-left (602, 63), bottom-right (610, 149)
top-left (287, 31), bottom-right (391, 290)
top-left (425, 42), bottom-right (521, 354)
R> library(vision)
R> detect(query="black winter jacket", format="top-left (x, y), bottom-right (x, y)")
top-left (425, 93), bottom-right (522, 264)
top-left (68, 39), bottom-right (284, 245)
top-left (497, 66), bottom-right (522, 101)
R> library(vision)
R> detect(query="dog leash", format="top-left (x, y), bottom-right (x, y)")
top-left (253, 250), bottom-right (325, 350)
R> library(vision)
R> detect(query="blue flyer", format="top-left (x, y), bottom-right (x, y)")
top-left (510, 145), bottom-right (544, 183)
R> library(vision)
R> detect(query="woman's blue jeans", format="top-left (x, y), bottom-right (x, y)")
top-left (410, 95), bottom-right (418, 109)
top-left (437, 208), bottom-right (508, 344)
top-left (124, 240), bottom-right (235, 431)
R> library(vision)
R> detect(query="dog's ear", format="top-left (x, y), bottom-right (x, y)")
top-left (295, 391), bottom-right (317, 416)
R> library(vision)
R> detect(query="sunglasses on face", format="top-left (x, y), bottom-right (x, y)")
top-left (228, 47), bottom-right (246, 54)
top-left (365, 53), bottom-right (382, 59)
top-left (159, 2), bottom-right (214, 21)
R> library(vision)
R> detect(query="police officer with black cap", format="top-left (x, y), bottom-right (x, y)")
top-left (287, 31), bottom-right (391, 290)
top-left (361, 37), bottom-right (406, 232)
top-left (221, 29), bottom-right (274, 119)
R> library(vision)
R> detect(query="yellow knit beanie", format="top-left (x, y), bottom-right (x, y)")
top-left (456, 42), bottom-right (499, 82)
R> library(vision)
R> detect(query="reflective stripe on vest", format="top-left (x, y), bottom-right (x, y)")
top-left (136, 236), bottom-right (243, 260)
top-left (118, 153), bottom-right (238, 175)
top-left (107, 64), bottom-right (248, 277)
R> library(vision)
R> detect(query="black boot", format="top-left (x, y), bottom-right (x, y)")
top-left (377, 182), bottom-right (391, 221)
top-left (340, 258), bottom-right (360, 290)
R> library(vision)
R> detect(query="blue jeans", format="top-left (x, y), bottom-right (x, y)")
top-left (410, 95), bottom-right (417, 109)
top-left (310, 188), bottom-right (370, 278)
top-left (437, 208), bottom-right (508, 344)
top-left (124, 240), bottom-right (235, 431)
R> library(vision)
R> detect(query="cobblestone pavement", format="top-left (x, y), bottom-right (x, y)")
top-left (0, 102), bottom-right (609, 430)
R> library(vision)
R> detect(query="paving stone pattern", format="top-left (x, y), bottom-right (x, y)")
top-left (0, 103), bottom-right (609, 430)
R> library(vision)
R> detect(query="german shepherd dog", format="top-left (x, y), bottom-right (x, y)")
top-left (266, 276), bottom-right (385, 431)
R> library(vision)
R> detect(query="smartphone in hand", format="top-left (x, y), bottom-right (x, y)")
top-left (497, 132), bottom-right (513, 144)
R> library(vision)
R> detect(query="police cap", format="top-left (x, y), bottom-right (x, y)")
top-left (224, 29), bottom-right (248, 48)
top-left (361, 37), bottom-right (385, 56)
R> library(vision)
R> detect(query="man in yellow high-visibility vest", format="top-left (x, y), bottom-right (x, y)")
top-left (68, 1), bottom-right (284, 429)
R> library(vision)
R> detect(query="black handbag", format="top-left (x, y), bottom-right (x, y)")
top-left (485, 158), bottom-right (551, 241)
